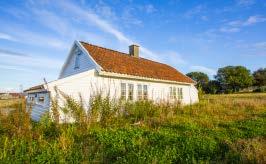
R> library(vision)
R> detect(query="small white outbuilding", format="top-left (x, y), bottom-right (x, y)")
top-left (24, 41), bottom-right (198, 122)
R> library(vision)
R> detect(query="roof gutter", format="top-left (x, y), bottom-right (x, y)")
top-left (98, 71), bottom-right (195, 85)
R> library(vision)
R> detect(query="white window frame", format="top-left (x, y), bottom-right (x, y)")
top-left (170, 86), bottom-right (178, 100)
top-left (178, 88), bottom-right (183, 100)
top-left (29, 96), bottom-right (35, 102)
top-left (137, 84), bottom-right (142, 100)
top-left (137, 84), bottom-right (148, 100)
top-left (143, 85), bottom-right (148, 100)
top-left (128, 84), bottom-right (134, 101)
top-left (38, 96), bottom-right (45, 103)
top-left (121, 83), bottom-right (126, 100)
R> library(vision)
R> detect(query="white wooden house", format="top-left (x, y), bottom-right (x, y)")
top-left (24, 41), bottom-right (198, 122)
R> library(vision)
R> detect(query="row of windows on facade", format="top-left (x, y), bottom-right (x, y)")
top-left (121, 83), bottom-right (148, 100)
top-left (169, 87), bottom-right (183, 100)
top-left (121, 83), bottom-right (183, 101)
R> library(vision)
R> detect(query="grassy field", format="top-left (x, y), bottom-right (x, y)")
top-left (0, 99), bottom-right (22, 109)
top-left (0, 93), bottom-right (265, 163)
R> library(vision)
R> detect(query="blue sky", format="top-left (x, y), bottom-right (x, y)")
top-left (0, 0), bottom-right (266, 92)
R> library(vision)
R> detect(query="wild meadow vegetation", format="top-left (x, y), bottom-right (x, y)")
top-left (0, 93), bottom-right (265, 163)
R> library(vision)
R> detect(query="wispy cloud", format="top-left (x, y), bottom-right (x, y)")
top-left (0, 64), bottom-right (33, 72)
top-left (31, 9), bottom-right (73, 37)
top-left (0, 29), bottom-right (68, 50)
top-left (184, 5), bottom-right (205, 18)
top-left (144, 4), bottom-right (157, 14)
top-left (0, 49), bottom-right (28, 57)
top-left (121, 7), bottom-right (143, 27)
top-left (253, 42), bottom-right (266, 49)
top-left (243, 15), bottom-right (266, 26)
top-left (219, 15), bottom-right (266, 33)
top-left (0, 48), bottom-right (63, 70)
top-left (59, 1), bottom-right (131, 44)
top-left (56, 0), bottom-right (160, 60)
top-left (236, 0), bottom-right (255, 6)
top-left (219, 27), bottom-right (240, 33)
top-left (161, 51), bottom-right (187, 66)
top-left (0, 32), bottom-right (18, 42)
top-left (190, 65), bottom-right (216, 76)
top-left (228, 15), bottom-right (266, 27)
top-left (93, 1), bottom-right (118, 21)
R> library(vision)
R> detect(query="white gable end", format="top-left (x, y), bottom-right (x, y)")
top-left (59, 42), bottom-right (98, 79)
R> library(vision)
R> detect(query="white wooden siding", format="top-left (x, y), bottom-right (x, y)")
top-left (59, 45), bottom-right (96, 79)
top-left (44, 70), bottom-right (198, 123)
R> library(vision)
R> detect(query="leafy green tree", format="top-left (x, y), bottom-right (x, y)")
top-left (205, 80), bottom-right (222, 94)
top-left (215, 66), bottom-right (253, 92)
top-left (186, 72), bottom-right (209, 89)
top-left (253, 68), bottom-right (266, 87)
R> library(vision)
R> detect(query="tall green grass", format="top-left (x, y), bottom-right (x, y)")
top-left (0, 93), bottom-right (265, 163)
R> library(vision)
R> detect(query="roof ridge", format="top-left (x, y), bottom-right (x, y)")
top-left (79, 41), bottom-right (129, 56)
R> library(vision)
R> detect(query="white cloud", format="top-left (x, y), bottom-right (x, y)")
top-left (201, 16), bottom-right (208, 21)
top-left (219, 27), bottom-right (240, 33)
top-left (144, 4), bottom-right (157, 14)
top-left (253, 42), bottom-right (266, 49)
top-left (56, 1), bottom-right (160, 60)
top-left (219, 15), bottom-right (266, 34)
top-left (31, 9), bottom-right (73, 37)
top-left (0, 29), bottom-right (68, 50)
top-left (236, 0), bottom-right (255, 6)
top-left (59, 1), bottom-right (131, 44)
top-left (243, 15), bottom-right (266, 26)
top-left (161, 51), bottom-right (187, 66)
top-left (0, 32), bottom-right (17, 42)
top-left (0, 49), bottom-right (63, 70)
top-left (0, 49), bottom-right (28, 57)
top-left (94, 1), bottom-right (118, 21)
top-left (121, 7), bottom-right (143, 27)
top-left (228, 15), bottom-right (266, 27)
top-left (190, 65), bottom-right (216, 76)
top-left (0, 64), bottom-right (33, 72)
top-left (184, 5), bottom-right (205, 18)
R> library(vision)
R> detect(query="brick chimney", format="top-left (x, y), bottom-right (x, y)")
top-left (129, 44), bottom-right (139, 58)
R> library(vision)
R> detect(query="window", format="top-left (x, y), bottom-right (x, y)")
top-left (178, 88), bottom-right (183, 100)
top-left (128, 84), bottom-right (134, 100)
top-left (173, 87), bottom-right (177, 99)
top-left (170, 87), bottom-right (177, 100)
top-left (121, 83), bottom-right (126, 100)
top-left (74, 51), bottom-right (81, 69)
top-left (38, 96), bottom-right (45, 103)
top-left (29, 97), bottom-right (34, 102)
top-left (137, 84), bottom-right (148, 100)
top-left (143, 85), bottom-right (148, 100)
top-left (170, 87), bottom-right (174, 99)
top-left (137, 84), bottom-right (142, 100)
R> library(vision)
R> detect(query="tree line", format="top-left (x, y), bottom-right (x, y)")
top-left (186, 66), bottom-right (266, 94)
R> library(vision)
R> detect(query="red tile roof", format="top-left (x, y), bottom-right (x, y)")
top-left (81, 41), bottom-right (194, 84)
